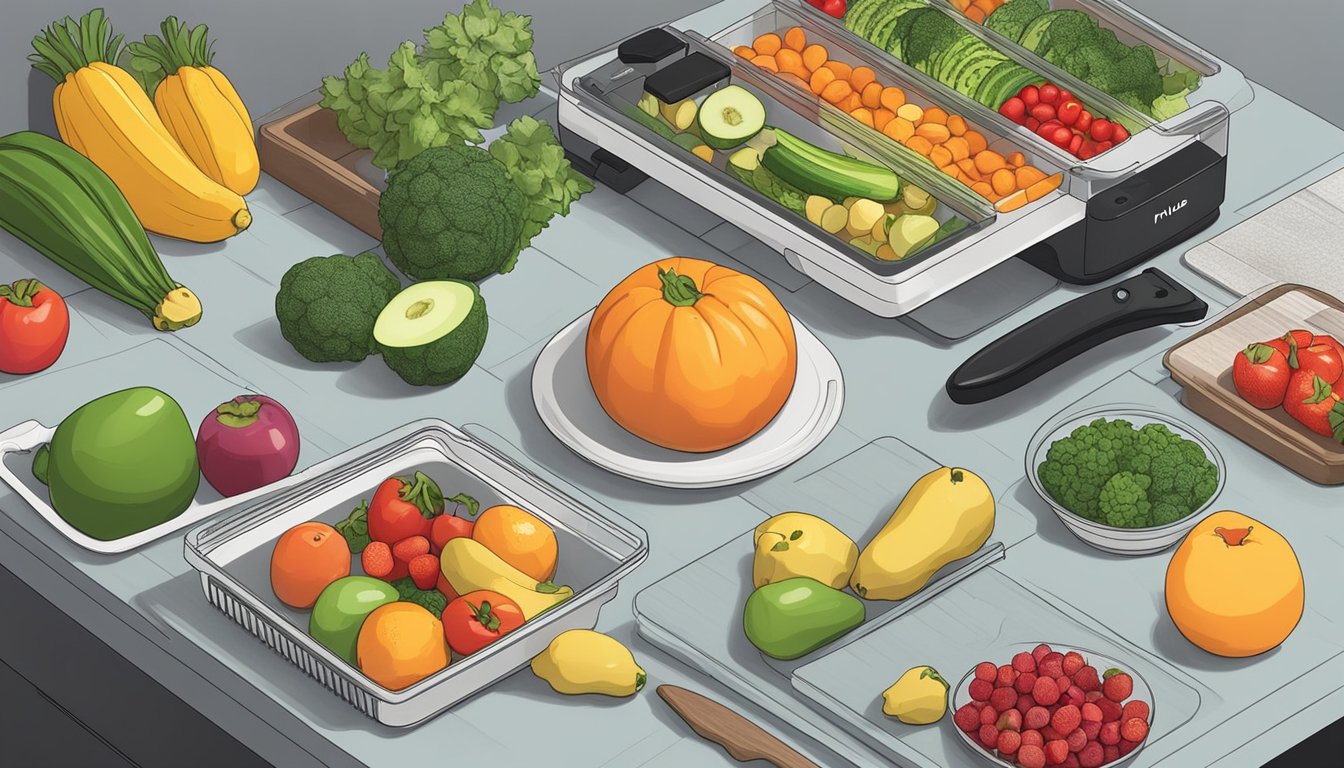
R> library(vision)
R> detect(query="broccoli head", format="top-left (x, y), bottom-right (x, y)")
top-left (275, 252), bottom-right (402, 363)
top-left (903, 11), bottom-right (969, 74)
top-left (392, 577), bottom-right (447, 618)
top-left (1098, 472), bottom-right (1152, 528)
top-left (1035, 10), bottom-right (1100, 61)
top-left (1037, 417), bottom-right (1137, 519)
top-left (379, 144), bottom-right (525, 282)
top-left (1127, 423), bottom-right (1217, 518)
top-left (985, 0), bottom-right (1049, 43)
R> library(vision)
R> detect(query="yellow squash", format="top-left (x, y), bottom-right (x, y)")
top-left (752, 512), bottom-right (858, 589)
top-left (531, 630), bottom-right (646, 697)
top-left (439, 537), bottom-right (573, 620)
top-left (31, 10), bottom-right (250, 243)
top-left (129, 17), bottom-right (259, 195)
top-left (851, 467), bottom-right (995, 601)
top-left (882, 666), bottom-right (949, 725)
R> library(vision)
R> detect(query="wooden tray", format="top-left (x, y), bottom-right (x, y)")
top-left (1164, 283), bottom-right (1344, 485)
top-left (258, 104), bottom-right (383, 238)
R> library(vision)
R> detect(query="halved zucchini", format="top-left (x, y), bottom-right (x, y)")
top-left (698, 85), bottom-right (766, 150)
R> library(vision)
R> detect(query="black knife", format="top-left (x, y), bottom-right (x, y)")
top-left (946, 268), bottom-right (1208, 404)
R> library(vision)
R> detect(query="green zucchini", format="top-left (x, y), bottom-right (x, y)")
top-left (758, 128), bottom-right (902, 203)
top-left (0, 131), bottom-right (200, 330)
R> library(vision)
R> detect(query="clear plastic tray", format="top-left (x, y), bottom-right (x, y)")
top-left (571, 26), bottom-right (997, 277)
top-left (184, 420), bottom-right (648, 727)
top-left (712, 1), bottom-right (1068, 210)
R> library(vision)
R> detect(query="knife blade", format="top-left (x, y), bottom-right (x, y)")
top-left (657, 684), bottom-right (819, 768)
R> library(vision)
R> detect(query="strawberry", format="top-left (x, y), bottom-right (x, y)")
top-left (361, 541), bottom-right (394, 579)
top-left (408, 553), bottom-right (439, 590)
top-left (955, 703), bottom-right (980, 733)
top-left (981, 705), bottom-right (1000, 725)
top-left (991, 686), bottom-right (1019, 712)
top-left (1120, 717), bottom-right (1149, 743)
top-left (1103, 744), bottom-right (1120, 764)
top-left (1052, 705), bottom-right (1082, 735)
top-left (1044, 739), bottom-right (1069, 765)
top-left (1077, 741), bottom-right (1104, 768)
top-left (1283, 371), bottom-right (1344, 441)
top-left (1097, 698), bottom-right (1123, 723)
top-left (998, 709), bottom-right (1023, 732)
top-left (1032, 644), bottom-right (1054, 663)
top-left (1060, 756), bottom-right (1080, 768)
top-left (1062, 685), bottom-right (1085, 708)
top-left (1025, 706), bottom-right (1052, 731)
top-left (1018, 693), bottom-right (1037, 712)
top-left (392, 535), bottom-right (430, 563)
top-left (1080, 720), bottom-right (1101, 741)
top-left (1099, 721), bottom-right (1121, 745)
top-left (998, 664), bottom-right (1019, 687)
top-left (1081, 702), bottom-right (1103, 723)
top-left (975, 661), bottom-right (998, 681)
top-left (1118, 739), bottom-right (1139, 756)
top-left (979, 723), bottom-right (999, 749)
top-left (1233, 343), bottom-right (1292, 409)
top-left (1121, 700), bottom-right (1150, 723)
top-left (1016, 671), bottom-right (1039, 694)
top-left (970, 678), bottom-right (994, 702)
top-left (1102, 669), bottom-right (1133, 703)
top-left (1039, 653), bottom-right (1065, 679)
top-left (1062, 652), bottom-right (1086, 676)
top-left (998, 729), bottom-right (1023, 756)
top-left (1013, 651), bottom-right (1038, 674)
top-left (1085, 690), bottom-right (1105, 703)
top-left (1022, 729), bottom-right (1045, 749)
top-left (1033, 676), bottom-right (1062, 706)
top-left (429, 514), bottom-right (474, 554)
top-left (1074, 666), bottom-right (1102, 692)
top-left (1019, 744), bottom-right (1047, 768)
top-left (1065, 727), bottom-right (1087, 753)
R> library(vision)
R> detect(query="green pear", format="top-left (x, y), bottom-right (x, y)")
top-left (309, 576), bottom-right (400, 665)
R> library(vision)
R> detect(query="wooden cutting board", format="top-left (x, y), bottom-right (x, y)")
top-left (1164, 284), bottom-right (1344, 484)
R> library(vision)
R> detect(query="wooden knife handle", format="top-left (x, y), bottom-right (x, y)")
top-left (657, 685), bottom-right (819, 768)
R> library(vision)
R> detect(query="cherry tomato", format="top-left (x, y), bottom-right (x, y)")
top-left (1096, 140), bottom-right (1114, 152)
top-left (821, 0), bottom-right (846, 17)
top-left (1058, 101), bottom-right (1082, 126)
top-left (1039, 84), bottom-right (1060, 104)
top-left (1077, 140), bottom-right (1099, 160)
top-left (1111, 123), bottom-right (1130, 143)
top-left (1056, 89), bottom-right (1073, 104)
top-left (429, 513), bottom-right (474, 554)
top-left (1030, 103), bottom-right (1056, 123)
top-left (441, 590), bottom-right (526, 656)
top-left (1020, 85), bottom-right (1040, 107)
top-left (1024, 116), bottom-right (1040, 132)
top-left (1089, 119), bottom-right (1114, 143)
top-left (1074, 110), bottom-right (1093, 133)
top-left (1036, 121), bottom-right (1058, 139)
top-left (1068, 133), bottom-right (1084, 155)
top-left (1000, 97), bottom-right (1026, 122)
top-left (1051, 126), bottom-right (1074, 148)
top-left (0, 279), bottom-right (69, 375)
top-left (806, 0), bottom-right (824, 7)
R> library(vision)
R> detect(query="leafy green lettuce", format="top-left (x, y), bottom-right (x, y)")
top-left (488, 116), bottom-right (595, 271)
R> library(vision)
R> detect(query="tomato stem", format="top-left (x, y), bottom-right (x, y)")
top-left (0, 278), bottom-right (45, 308)
top-left (215, 398), bottom-right (262, 428)
top-left (658, 267), bottom-right (703, 307)
top-left (397, 471), bottom-right (445, 518)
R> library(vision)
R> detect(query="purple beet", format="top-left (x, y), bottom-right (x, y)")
top-left (196, 395), bottom-right (300, 497)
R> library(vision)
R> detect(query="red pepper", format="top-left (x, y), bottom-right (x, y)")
top-left (367, 471), bottom-right (444, 543)
top-left (0, 279), bottom-right (69, 375)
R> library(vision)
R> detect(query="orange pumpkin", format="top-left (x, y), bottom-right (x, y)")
top-left (1165, 511), bottom-right (1304, 658)
top-left (586, 257), bottom-right (797, 453)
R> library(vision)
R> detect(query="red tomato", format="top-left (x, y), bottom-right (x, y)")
top-left (1024, 117), bottom-right (1041, 132)
top-left (367, 473), bottom-right (442, 543)
top-left (1284, 329), bottom-right (1316, 349)
top-left (1090, 119), bottom-right (1114, 143)
top-left (1074, 110), bottom-right (1093, 133)
top-left (1111, 123), bottom-right (1130, 143)
top-left (1051, 126), bottom-right (1074, 148)
top-left (1233, 343), bottom-right (1292, 409)
top-left (1313, 334), bottom-right (1344, 363)
top-left (1077, 140), bottom-right (1099, 160)
top-left (1068, 133), bottom-right (1084, 155)
top-left (429, 514), bottom-right (474, 554)
top-left (1030, 103), bottom-right (1057, 123)
top-left (0, 279), bottom-right (69, 375)
top-left (1000, 97), bottom-right (1026, 122)
top-left (1020, 85), bottom-right (1041, 107)
top-left (1058, 101), bottom-right (1082, 126)
top-left (1039, 84), bottom-right (1061, 104)
top-left (1297, 343), bottom-right (1344, 384)
top-left (442, 590), bottom-right (525, 656)
top-left (821, 0), bottom-right (846, 18)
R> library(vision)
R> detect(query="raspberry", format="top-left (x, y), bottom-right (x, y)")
top-left (1013, 651), bottom-right (1038, 674)
top-left (998, 665), bottom-right (1019, 688)
top-left (1078, 741), bottom-right (1104, 768)
top-left (1056, 676), bottom-right (1073, 694)
top-left (979, 723), bottom-right (1000, 749)
top-left (998, 709), bottom-right (1023, 732)
top-left (1018, 744), bottom-right (1047, 768)
top-left (1085, 690), bottom-right (1104, 704)
top-left (1120, 717), bottom-right (1149, 743)
top-left (1052, 705), bottom-right (1082, 735)
top-left (1063, 686), bottom-right (1085, 708)
top-left (1102, 670), bottom-right (1133, 702)
top-left (391, 535), bottom-right (430, 562)
top-left (955, 703), bottom-right (980, 733)
top-left (1025, 706), bottom-right (1051, 730)
top-left (1066, 727), bottom-right (1087, 753)
top-left (1122, 700), bottom-right (1150, 723)
top-left (970, 679), bottom-right (994, 702)
top-left (1081, 720), bottom-right (1101, 741)
top-left (1062, 651), bottom-right (1086, 676)
top-left (1033, 676), bottom-right (1061, 706)
top-left (1074, 666), bottom-right (1101, 692)
top-left (1033, 644), bottom-right (1054, 662)
top-left (1081, 703), bottom-right (1103, 723)
top-left (1016, 671), bottom-right (1039, 694)
top-left (975, 661), bottom-right (999, 682)
top-left (1118, 739), bottom-right (1139, 756)
top-left (1097, 698), bottom-right (1123, 723)
top-left (992, 686), bottom-right (1019, 712)
top-left (998, 729), bottom-right (1022, 755)
top-left (1022, 729), bottom-right (1044, 748)
top-left (1039, 653), bottom-right (1065, 678)
top-left (981, 705), bottom-right (1000, 725)
top-left (1103, 745), bottom-right (1120, 764)
top-left (1018, 694), bottom-right (1037, 712)
top-left (361, 541), bottom-right (394, 579)
top-left (1098, 721), bottom-right (1120, 746)
top-left (1044, 739), bottom-right (1069, 765)
top-left (408, 553), bottom-right (439, 590)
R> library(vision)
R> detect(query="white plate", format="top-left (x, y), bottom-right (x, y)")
top-left (532, 310), bottom-right (844, 488)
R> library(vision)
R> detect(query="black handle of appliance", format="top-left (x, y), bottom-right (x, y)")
top-left (945, 269), bottom-right (1208, 404)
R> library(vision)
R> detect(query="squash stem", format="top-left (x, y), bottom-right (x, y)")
top-left (658, 267), bottom-right (702, 307)
top-left (216, 399), bottom-right (262, 428)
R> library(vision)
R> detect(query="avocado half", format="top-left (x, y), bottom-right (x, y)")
top-left (374, 280), bottom-right (488, 387)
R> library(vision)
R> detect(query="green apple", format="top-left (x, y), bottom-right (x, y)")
top-left (309, 576), bottom-right (399, 665)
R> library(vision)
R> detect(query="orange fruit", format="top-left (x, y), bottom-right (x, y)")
top-left (472, 505), bottom-right (558, 582)
top-left (1165, 511), bottom-right (1304, 658)
top-left (357, 603), bottom-right (450, 690)
top-left (270, 521), bottom-right (350, 609)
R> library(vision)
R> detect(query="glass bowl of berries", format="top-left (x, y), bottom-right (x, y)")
top-left (951, 643), bottom-right (1154, 768)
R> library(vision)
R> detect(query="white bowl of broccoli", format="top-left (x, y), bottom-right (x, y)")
top-left (1026, 405), bottom-right (1225, 556)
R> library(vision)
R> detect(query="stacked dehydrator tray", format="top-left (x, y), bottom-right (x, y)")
top-left (556, 0), bottom-right (1251, 317)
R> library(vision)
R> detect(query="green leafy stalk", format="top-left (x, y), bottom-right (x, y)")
top-left (125, 16), bottom-right (217, 95)
top-left (30, 9), bottom-right (124, 82)
top-left (399, 471), bottom-right (446, 518)
top-left (335, 500), bottom-right (371, 553)
top-left (488, 116), bottom-right (594, 266)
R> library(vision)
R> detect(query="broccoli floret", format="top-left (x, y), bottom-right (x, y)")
top-left (1037, 418), bottom-right (1137, 520)
top-left (1098, 472), bottom-right (1152, 528)
top-left (903, 12), bottom-right (969, 74)
top-left (985, 0), bottom-right (1049, 43)
top-left (1091, 45), bottom-right (1164, 112)
top-left (1124, 423), bottom-right (1217, 517)
top-left (379, 144), bottom-right (525, 282)
top-left (1036, 10), bottom-right (1100, 61)
top-left (275, 252), bottom-right (401, 363)
top-left (1151, 499), bottom-right (1191, 527)
top-left (392, 577), bottom-right (447, 618)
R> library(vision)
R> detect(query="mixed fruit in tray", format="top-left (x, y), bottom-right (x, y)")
top-left (1233, 327), bottom-right (1344, 443)
top-left (733, 25), bottom-right (1063, 208)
